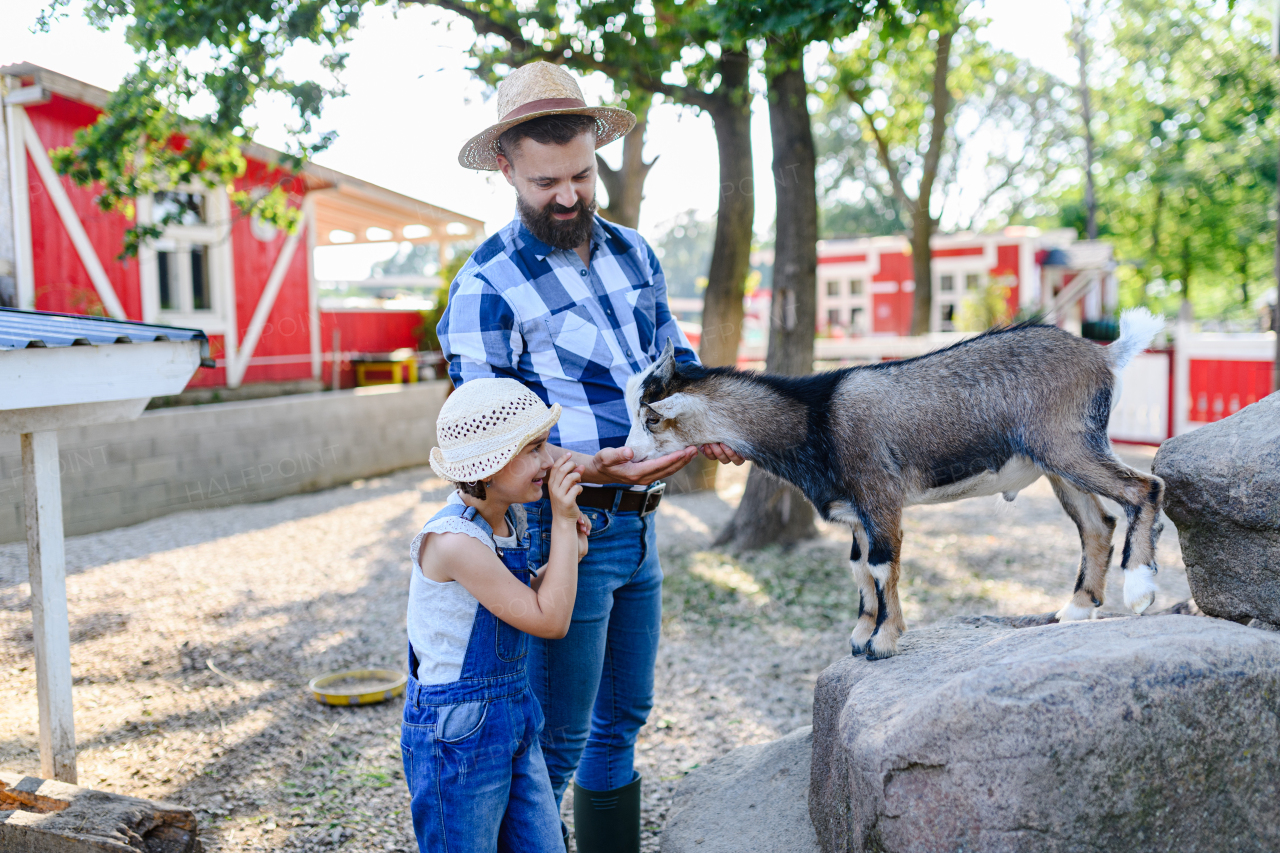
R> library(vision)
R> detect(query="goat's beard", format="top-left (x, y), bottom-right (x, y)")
top-left (517, 190), bottom-right (598, 251)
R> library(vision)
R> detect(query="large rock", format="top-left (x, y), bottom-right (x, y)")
top-left (661, 726), bottom-right (819, 853)
top-left (1154, 391), bottom-right (1280, 627)
top-left (0, 772), bottom-right (201, 852)
top-left (810, 615), bottom-right (1280, 853)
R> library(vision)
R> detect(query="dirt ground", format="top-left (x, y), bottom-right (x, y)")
top-left (0, 446), bottom-right (1188, 851)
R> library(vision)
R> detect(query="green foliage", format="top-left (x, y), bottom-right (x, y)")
top-left (42, 0), bottom-right (369, 253)
top-left (652, 210), bottom-right (715, 299)
top-left (819, 197), bottom-right (906, 238)
top-left (954, 280), bottom-right (1012, 331)
top-left (814, 2), bottom-right (1076, 234)
top-left (412, 247), bottom-right (472, 352)
top-left (1061, 0), bottom-right (1280, 323)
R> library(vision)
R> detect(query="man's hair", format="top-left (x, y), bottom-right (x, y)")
top-left (497, 114), bottom-right (598, 162)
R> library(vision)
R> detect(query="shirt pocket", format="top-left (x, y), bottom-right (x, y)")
top-left (534, 305), bottom-right (615, 381)
top-left (622, 282), bottom-right (658, 353)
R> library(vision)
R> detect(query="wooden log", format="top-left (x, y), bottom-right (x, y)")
top-left (21, 430), bottom-right (76, 783)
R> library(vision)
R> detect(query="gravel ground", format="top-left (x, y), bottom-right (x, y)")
top-left (0, 445), bottom-right (1187, 851)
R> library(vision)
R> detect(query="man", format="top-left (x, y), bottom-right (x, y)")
top-left (438, 61), bottom-right (742, 852)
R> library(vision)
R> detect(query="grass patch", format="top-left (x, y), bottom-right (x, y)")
top-left (663, 547), bottom-right (855, 631)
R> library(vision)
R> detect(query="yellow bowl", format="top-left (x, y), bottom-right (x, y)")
top-left (308, 668), bottom-right (407, 706)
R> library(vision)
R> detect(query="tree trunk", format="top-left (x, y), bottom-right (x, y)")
top-left (716, 52), bottom-right (818, 550)
top-left (669, 50), bottom-right (755, 495)
top-left (1072, 0), bottom-right (1098, 241)
top-left (1178, 233), bottom-right (1194, 321)
top-left (908, 27), bottom-right (953, 337)
top-left (909, 215), bottom-right (936, 335)
top-left (597, 95), bottom-right (655, 230)
top-left (699, 50), bottom-right (754, 371)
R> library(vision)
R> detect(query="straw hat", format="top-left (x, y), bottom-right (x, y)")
top-left (430, 378), bottom-right (561, 483)
top-left (458, 61), bottom-right (636, 171)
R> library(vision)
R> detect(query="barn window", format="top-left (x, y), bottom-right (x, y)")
top-left (826, 280), bottom-right (840, 297)
top-left (849, 278), bottom-right (864, 295)
top-left (138, 187), bottom-right (234, 332)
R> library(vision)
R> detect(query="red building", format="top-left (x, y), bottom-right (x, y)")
top-left (816, 228), bottom-right (1118, 335)
top-left (0, 63), bottom-right (483, 393)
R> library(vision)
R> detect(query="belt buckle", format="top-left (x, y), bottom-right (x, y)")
top-left (641, 482), bottom-right (665, 516)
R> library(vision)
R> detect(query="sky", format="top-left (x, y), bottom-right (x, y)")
top-left (0, 0), bottom-right (1076, 279)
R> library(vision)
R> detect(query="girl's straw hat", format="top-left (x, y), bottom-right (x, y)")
top-left (430, 379), bottom-right (561, 483)
top-left (458, 61), bottom-right (636, 171)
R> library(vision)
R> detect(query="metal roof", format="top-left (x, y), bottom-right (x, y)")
top-left (0, 307), bottom-right (213, 366)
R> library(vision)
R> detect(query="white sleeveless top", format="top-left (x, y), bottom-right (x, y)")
top-left (407, 493), bottom-right (518, 684)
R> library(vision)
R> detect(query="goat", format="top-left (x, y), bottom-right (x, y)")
top-left (625, 309), bottom-right (1167, 659)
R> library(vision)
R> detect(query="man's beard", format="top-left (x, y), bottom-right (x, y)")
top-left (517, 191), bottom-right (598, 251)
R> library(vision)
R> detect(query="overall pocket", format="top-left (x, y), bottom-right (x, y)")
top-left (436, 700), bottom-right (489, 745)
top-left (495, 611), bottom-right (530, 662)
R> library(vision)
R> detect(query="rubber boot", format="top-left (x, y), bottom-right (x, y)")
top-left (572, 774), bottom-right (641, 853)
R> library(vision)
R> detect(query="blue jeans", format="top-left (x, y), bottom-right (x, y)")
top-left (524, 497), bottom-right (663, 799)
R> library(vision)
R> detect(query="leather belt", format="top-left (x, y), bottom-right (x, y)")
top-left (545, 482), bottom-right (665, 515)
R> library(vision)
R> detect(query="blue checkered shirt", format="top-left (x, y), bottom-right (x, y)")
top-left (437, 216), bottom-right (698, 454)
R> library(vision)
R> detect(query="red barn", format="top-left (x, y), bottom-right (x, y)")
top-left (0, 63), bottom-right (483, 393)
top-left (816, 228), bottom-right (1118, 336)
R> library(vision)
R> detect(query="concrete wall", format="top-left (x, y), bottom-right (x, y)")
top-left (0, 382), bottom-right (448, 544)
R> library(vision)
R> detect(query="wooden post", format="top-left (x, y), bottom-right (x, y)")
top-left (21, 430), bottom-right (76, 783)
top-left (331, 327), bottom-right (341, 392)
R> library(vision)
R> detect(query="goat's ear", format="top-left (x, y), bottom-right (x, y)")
top-left (654, 337), bottom-right (676, 382)
top-left (649, 392), bottom-right (695, 422)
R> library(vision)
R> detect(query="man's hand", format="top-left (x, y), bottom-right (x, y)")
top-left (700, 443), bottom-right (746, 466)
top-left (589, 445), bottom-right (697, 486)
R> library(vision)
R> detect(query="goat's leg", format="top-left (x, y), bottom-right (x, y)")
top-left (1048, 474), bottom-right (1117, 622)
top-left (864, 506), bottom-right (905, 661)
top-left (847, 526), bottom-right (878, 656)
top-left (1044, 452), bottom-right (1165, 615)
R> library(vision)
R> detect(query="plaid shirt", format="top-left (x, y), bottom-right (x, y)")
top-left (437, 215), bottom-right (698, 454)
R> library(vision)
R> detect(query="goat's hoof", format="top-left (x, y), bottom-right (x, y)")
top-left (1055, 602), bottom-right (1099, 623)
top-left (850, 640), bottom-right (865, 656)
top-left (1123, 565), bottom-right (1158, 614)
top-left (865, 637), bottom-right (899, 660)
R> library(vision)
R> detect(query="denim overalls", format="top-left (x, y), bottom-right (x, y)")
top-left (401, 502), bottom-right (564, 852)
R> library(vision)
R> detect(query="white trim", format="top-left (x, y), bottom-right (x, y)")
top-left (215, 352), bottom-right (318, 368)
top-left (136, 193), bottom-right (160, 323)
top-left (6, 103), bottom-right (33, 309)
top-left (227, 221), bottom-right (305, 388)
top-left (305, 196), bottom-right (322, 379)
top-left (20, 110), bottom-right (126, 319)
top-left (137, 186), bottom-right (235, 333)
top-left (4, 85), bottom-right (49, 106)
top-left (1173, 321), bottom-right (1192, 436)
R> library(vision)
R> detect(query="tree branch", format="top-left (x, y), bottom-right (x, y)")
top-left (847, 95), bottom-right (915, 217)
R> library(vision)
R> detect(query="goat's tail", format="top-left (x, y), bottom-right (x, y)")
top-left (1107, 307), bottom-right (1165, 372)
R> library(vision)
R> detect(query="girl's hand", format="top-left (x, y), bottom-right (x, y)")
top-left (576, 514), bottom-right (591, 561)
top-left (548, 453), bottom-right (583, 521)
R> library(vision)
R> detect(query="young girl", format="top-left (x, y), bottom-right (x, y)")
top-left (403, 378), bottom-right (589, 853)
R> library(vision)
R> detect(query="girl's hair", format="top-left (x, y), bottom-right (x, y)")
top-left (458, 480), bottom-right (487, 500)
